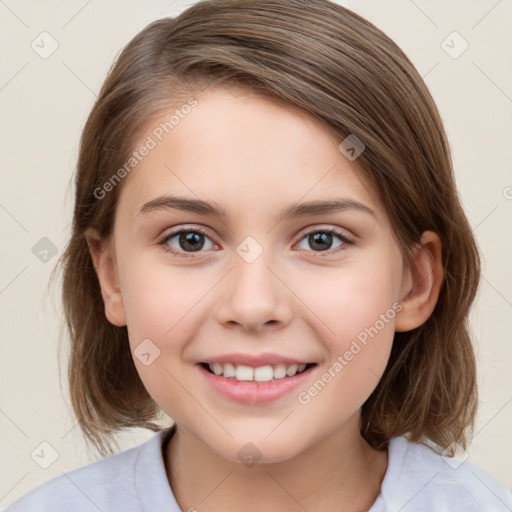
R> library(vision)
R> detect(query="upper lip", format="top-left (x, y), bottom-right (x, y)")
top-left (200, 352), bottom-right (316, 367)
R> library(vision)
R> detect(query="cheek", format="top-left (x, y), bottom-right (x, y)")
top-left (294, 258), bottom-right (399, 395)
top-left (293, 267), bottom-right (398, 421)
top-left (117, 260), bottom-right (212, 419)
top-left (117, 257), bottom-right (221, 392)
top-left (119, 257), bottom-right (209, 342)
top-left (294, 257), bottom-right (400, 342)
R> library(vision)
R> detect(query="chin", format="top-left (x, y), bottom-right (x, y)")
top-left (213, 435), bottom-right (305, 466)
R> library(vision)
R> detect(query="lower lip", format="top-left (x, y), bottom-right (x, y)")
top-left (197, 364), bottom-right (316, 405)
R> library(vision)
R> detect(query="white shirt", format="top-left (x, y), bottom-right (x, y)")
top-left (5, 425), bottom-right (512, 511)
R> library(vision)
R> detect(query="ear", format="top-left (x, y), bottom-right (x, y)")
top-left (84, 227), bottom-right (127, 327)
top-left (395, 230), bottom-right (443, 332)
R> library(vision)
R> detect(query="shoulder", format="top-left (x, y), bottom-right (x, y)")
top-left (379, 436), bottom-right (512, 512)
top-left (4, 429), bottom-right (175, 512)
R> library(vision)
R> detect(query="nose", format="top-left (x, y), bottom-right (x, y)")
top-left (213, 248), bottom-right (293, 333)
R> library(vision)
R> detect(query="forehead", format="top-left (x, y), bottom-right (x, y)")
top-left (116, 87), bottom-right (383, 224)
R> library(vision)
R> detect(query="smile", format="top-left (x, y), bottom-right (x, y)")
top-left (202, 362), bottom-right (313, 382)
top-left (197, 362), bottom-right (318, 404)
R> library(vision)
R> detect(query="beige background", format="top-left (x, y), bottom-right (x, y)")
top-left (1, 0), bottom-right (511, 507)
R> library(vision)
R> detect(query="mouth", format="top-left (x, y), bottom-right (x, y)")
top-left (199, 361), bottom-right (316, 382)
top-left (197, 360), bottom-right (318, 404)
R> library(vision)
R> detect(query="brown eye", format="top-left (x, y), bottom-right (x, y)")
top-left (175, 232), bottom-right (206, 252)
top-left (158, 228), bottom-right (216, 258)
top-left (296, 228), bottom-right (353, 254)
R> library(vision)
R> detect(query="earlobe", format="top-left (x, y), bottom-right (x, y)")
top-left (84, 227), bottom-right (127, 327)
top-left (395, 231), bottom-right (443, 333)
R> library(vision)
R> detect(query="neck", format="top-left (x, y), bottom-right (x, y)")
top-left (164, 414), bottom-right (388, 512)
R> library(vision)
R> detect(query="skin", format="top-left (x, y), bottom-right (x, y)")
top-left (86, 87), bottom-right (443, 511)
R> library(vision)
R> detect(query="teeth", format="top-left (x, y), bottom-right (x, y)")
top-left (273, 364), bottom-right (287, 379)
top-left (286, 364), bottom-right (298, 376)
top-left (235, 365), bottom-right (253, 381)
top-left (211, 363), bottom-right (223, 376)
top-left (254, 365), bottom-right (274, 382)
top-left (207, 362), bottom-right (310, 382)
top-left (223, 362), bottom-right (236, 378)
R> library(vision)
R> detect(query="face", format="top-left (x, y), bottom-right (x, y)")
top-left (103, 87), bottom-right (410, 463)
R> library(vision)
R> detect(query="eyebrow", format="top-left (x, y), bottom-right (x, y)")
top-left (139, 195), bottom-right (375, 220)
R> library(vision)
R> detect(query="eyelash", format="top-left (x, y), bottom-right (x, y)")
top-left (156, 226), bottom-right (354, 259)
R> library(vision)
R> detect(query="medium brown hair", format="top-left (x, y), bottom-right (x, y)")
top-left (53, 0), bottom-right (480, 456)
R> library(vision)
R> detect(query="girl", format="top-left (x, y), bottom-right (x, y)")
top-left (6, 0), bottom-right (512, 510)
